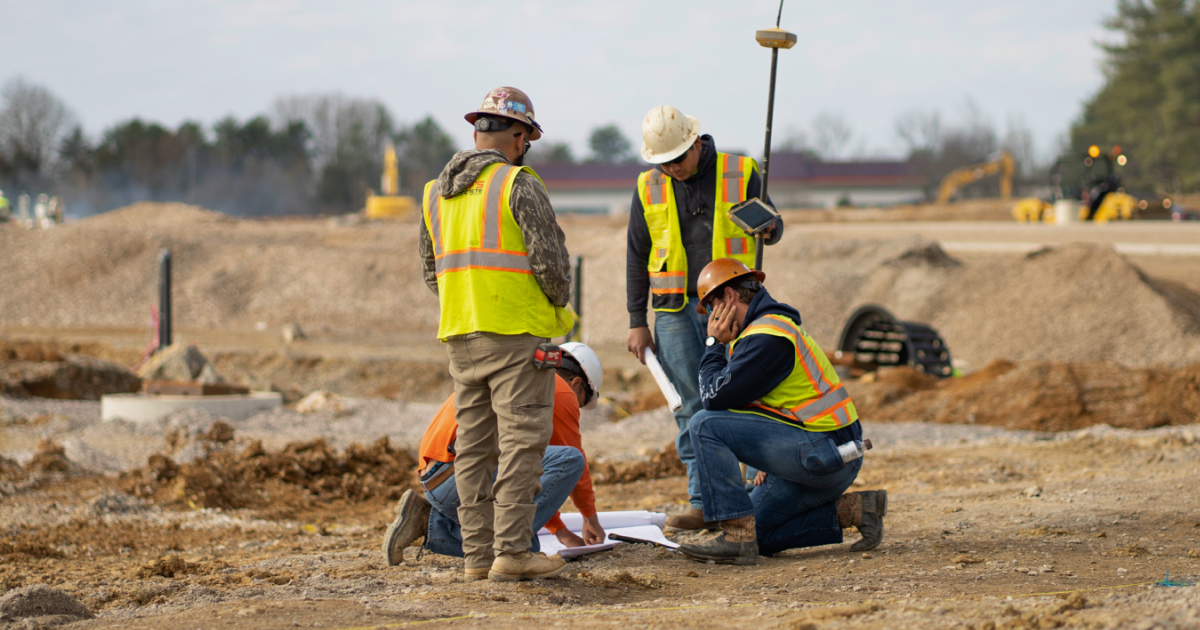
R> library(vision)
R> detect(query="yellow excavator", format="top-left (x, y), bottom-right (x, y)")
top-left (936, 150), bottom-right (1014, 204)
top-left (364, 142), bottom-right (416, 219)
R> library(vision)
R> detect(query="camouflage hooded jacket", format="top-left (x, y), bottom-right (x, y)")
top-left (418, 149), bottom-right (572, 307)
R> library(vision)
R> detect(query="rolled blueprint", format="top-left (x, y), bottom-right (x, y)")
top-left (643, 347), bottom-right (684, 412)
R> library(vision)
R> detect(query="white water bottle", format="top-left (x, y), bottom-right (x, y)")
top-left (836, 439), bottom-right (873, 463)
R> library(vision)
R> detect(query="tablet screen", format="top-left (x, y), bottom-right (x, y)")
top-left (730, 199), bottom-right (778, 232)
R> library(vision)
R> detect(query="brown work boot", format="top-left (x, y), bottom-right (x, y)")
top-left (383, 489), bottom-right (431, 566)
top-left (665, 507), bottom-right (718, 531)
top-left (488, 551), bottom-right (568, 582)
top-left (837, 489), bottom-right (887, 551)
top-left (678, 515), bottom-right (758, 565)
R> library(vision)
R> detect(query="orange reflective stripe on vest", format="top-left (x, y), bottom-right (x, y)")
top-left (729, 313), bottom-right (858, 431)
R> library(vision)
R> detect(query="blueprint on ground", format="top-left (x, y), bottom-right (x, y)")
top-left (536, 511), bottom-right (679, 558)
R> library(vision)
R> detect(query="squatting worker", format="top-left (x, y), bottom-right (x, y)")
top-left (626, 106), bottom-right (784, 531)
top-left (417, 86), bottom-right (575, 582)
top-left (384, 343), bottom-right (606, 563)
top-left (677, 258), bottom-right (886, 565)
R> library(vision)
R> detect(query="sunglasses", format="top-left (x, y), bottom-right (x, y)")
top-left (663, 145), bottom-right (692, 166)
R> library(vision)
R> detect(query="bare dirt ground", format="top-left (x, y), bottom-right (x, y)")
top-left (2, 402), bottom-right (1198, 630)
top-left (2, 204), bottom-right (1200, 628)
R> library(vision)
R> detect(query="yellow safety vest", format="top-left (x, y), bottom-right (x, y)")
top-left (636, 152), bottom-right (759, 312)
top-left (727, 313), bottom-right (859, 432)
top-left (422, 163), bottom-right (574, 341)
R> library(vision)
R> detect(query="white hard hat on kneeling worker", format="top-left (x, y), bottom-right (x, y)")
top-left (559, 341), bottom-right (603, 410)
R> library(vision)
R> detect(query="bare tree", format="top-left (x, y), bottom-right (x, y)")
top-left (895, 110), bottom-right (942, 154)
top-left (270, 93), bottom-right (394, 170)
top-left (809, 112), bottom-right (853, 160)
top-left (0, 77), bottom-right (76, 176)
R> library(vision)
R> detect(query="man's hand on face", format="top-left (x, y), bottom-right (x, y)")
top-left (580, 515), bottom-right (606, 545)
top-left (555, 529), bottom-right (586, 548)
top-left (707, 292), bottom-right (741, 344)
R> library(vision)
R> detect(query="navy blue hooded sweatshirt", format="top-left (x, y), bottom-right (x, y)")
top-left (698, 288), bottom-right (861, 445)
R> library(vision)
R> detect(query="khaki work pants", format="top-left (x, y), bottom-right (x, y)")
top-left (446, 333), bottom-right (554, 569)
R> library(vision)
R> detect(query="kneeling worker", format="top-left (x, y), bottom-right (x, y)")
top-left (385, 343), bottom-right (605, 576)
top-left (678, 259), bottom-right (886, 565)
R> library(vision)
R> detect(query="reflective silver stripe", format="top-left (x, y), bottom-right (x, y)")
top-left (649, 182), bottom-right (664, 206)
top-left (832, 406), bottom-right (852, 427)
top-left (722, 156), bottom-right (744, 203)
top-left (429, 182), bottom-right (443, 256)
top-left (791, 386), bottom-right (851, 421)
top-left (435, 250), bottom-right (531, 274)
top-left (483, 165), bottom-right (515, 249)
top-left (728, 238), bottom-right (744, 255)
top-left (649, 275), bottom-right (686, 289)
top-left (747, 317), bottom-right (831, 395)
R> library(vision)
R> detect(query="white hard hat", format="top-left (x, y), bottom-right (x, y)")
top-left (559, 342), bottom-right (603, 410)
top-left (641, 105), bottom-right (700, 164)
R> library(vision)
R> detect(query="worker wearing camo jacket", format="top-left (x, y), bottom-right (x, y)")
top-left (626, 106), bottom-right (784, 531)
top-left (384, 343), bottom-right (605, 564)
top-left (417, 86), bottom-right (575, 582)
top-left (676, 258), bottom-right (886, 566)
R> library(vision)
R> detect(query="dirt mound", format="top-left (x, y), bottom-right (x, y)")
top-left (590, 442), bottom-right (686, 484)
top-left (121, 428), bottom-right (417, 517)
top-left (0, 585), bottom-right (94, 623)
top-left (83, 202), bottom-right (237, 228)
top-left (850, 360), bottom-right (1200, 431)
top-left (0, 345), bottom-right (141, 400)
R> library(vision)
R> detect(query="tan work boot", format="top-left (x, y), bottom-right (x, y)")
top-left (678, 515), bottom-right (758, 565)
top-left (383, 489), bottom-right (431, 566)
top-left (463, 565), bottom-right (491, 582)
top-left (837, 489), bottom-right (887, 551)
top-left (488, 551), bottom-right (568, 581)
top-left (665, 507), bottom-right (718, 531)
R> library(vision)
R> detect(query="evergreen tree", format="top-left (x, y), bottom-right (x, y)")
top-left (1071, 0), bottom-right (1200, 193)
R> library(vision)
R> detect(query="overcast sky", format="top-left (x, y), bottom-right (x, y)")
top-left (2, 0), bottom-right (1116, 162)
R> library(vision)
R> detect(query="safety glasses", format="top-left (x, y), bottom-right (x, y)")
top-left (664, 145), bottom-right (692, 166)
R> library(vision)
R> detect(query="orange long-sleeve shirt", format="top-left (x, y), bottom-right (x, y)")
top-left (417, 374), bottom-right (596, 533)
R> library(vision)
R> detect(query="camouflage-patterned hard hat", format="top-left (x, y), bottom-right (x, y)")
top-left (464, 86), bottom-right (543, 141)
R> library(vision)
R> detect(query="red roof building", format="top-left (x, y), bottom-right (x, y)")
top-left (534, 151), bottom-right (927, 214)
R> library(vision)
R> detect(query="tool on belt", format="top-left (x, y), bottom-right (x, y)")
top-left (533, 342), bottom-right (562, 369)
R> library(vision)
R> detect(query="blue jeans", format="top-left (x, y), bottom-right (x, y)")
top-left (690, 410), bottom-right (861, 555)
top-left (653, 295), bottom-right (708, 509)
top-left (423, 445), bottom-right (585, 557)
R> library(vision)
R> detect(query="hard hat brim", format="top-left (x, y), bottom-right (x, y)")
top-left (465, 111), bottom-right (543, 141)
top-left (641, 115), bottom-right (700, 164)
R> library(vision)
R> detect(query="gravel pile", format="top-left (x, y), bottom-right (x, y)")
top-left (4, 204), bottom-right (1200, 371)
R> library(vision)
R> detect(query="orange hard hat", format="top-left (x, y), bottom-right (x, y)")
top-left (696, 258), bottom-right (766, 314)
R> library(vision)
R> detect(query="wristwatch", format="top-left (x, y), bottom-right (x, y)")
top-left (706, 336), bottom-right (717, 347)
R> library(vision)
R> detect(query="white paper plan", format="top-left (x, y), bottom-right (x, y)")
top-left (535, 511), bottom-right (679, 559)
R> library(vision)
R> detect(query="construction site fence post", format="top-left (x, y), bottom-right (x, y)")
top-left (158, 249), bottom-right (172, 352)
top-left (569, 255), bottom-right (583, 341)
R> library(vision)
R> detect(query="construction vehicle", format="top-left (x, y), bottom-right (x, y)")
top-left (364, 141), bottom-right (416, 220)
top-left (936, 150), bottom-right (1014, 204)
top-left (1013, 145), bottom-right (1154, 223)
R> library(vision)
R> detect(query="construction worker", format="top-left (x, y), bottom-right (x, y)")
top-left (676, 258), bottom-right (886, 565)
top-left (418, 86), bottom-right (575, 582)
top-left (626, 106), bottom-right (784, 530)
top-left (384, 343), bottom-right (605, 564)
top-left (0, 190), bottom-right (10, 223)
